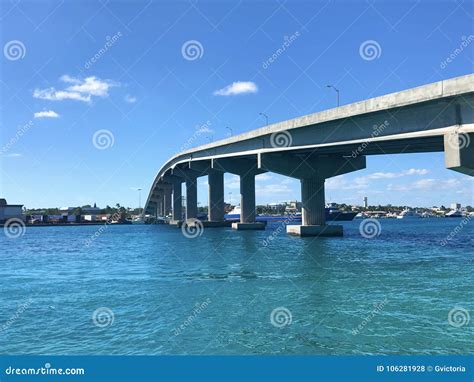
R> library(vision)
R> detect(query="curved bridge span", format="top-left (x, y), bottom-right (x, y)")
top-left (144, 74), bottom-right (474, 236)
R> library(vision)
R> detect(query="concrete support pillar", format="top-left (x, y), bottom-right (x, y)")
top-left (258, 153), bottom-right (366, 237)
top-left (445, 131), bottom-right (474, 176)
top-left (157, 197), bottom-right (163, 217)
top-left (212, 157), bottom-right (266, 230)
top-left (164, 188), bottom-right (172, 216)
top-left (208, 170), bottom-right (224, 222)
top-left (240, 173), bottom-right (256, 223)
top-left (186, 178), bottom-right (198, 220)
top-left (301, 177), bottom-right (326, 226)
top-left (172, 181), bottom-right (182, 222)
top-left (287, 176), bottom-right (341, 236)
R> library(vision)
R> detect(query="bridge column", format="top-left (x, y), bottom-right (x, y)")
top-left (187, 161), bottom-right (230, 227)
top-left (185, 177), bottom-right (198, 220)
top-left (445, 132), bottom-right (474, 177)
top-left (301, 177), bottom-right (326, 226)
top-left (163, 187), bottom-right (172, 216)
top-left (171, 180), bottom-right (183, 224)
top-left (240, 172), bottom-right (256, 223)
top-left (208, 170), bottom-right (224, 222)
top-left (212, 157), bottom-right (266, 230)
top-left (259, 153), bottom-right (366, 237)
top-left (156, 196), bottom-right (163, 217)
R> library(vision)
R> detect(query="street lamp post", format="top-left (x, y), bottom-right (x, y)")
top-left (326, 85), bottom-right (340, 107)
top-left (136, 188), bottom-right (142, 213)
top-left (226, 126), bottom-right (233, 137)
top-left (259, 112), bottom-right (269, 126)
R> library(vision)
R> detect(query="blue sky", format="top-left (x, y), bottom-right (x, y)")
top-left (1, 0), bottom-right (473, 209)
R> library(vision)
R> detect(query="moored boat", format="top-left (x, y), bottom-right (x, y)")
top-left (396, 208), bottom-right (421, 219)
top-left (224, 204), bottom-right (356, 222)
top-left (445, 209), bottom-right (463, 218)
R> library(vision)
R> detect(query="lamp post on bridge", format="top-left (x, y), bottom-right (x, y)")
top-left (259, 112), bottom-right (269, 126)
top-left (136, 188), bottom-right (142, 214)
top-left (326, 85), bottom-right (340, 107)
top-left (226, 126), bottom-right (233, 137)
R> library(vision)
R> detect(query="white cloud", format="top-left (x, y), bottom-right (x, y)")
top-left (256, 173), bottom-right (273, 182)
top-left (367, 168), bottom-right (429, 179)
top-left (256, 183), bottom-right (292, 195)
top-left (405, 168), bottom-right (429, 176)
top-left (226, 175), bottom-right (240, 189)
top-left (65, 76), bottom-right (115, 97)
top-left (2, 153), bottom-right (22, 158)
top-left (59, 74), bottom-right (81, 84)
top-left (326, 175), bottom-right (369, 190)
top-left (213, 81), bottom-right (258, 96)
top-left (387, 178), bottom-right (464, 192)
top-left (196, 125), bottom-right (213, 134)
top-left (33, 75), bottom-right (116, 103)
top-left (326, 168), bottom-right (429, 192)
top-left (124, 94), bottom-right (137, 104)
top-left (33, 88), bottom-right (91, 102)
top-left (34, 110), bottom-right (59, 118)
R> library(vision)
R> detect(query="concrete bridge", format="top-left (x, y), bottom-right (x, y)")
top-left (144, 74), bottom-right (474, 236)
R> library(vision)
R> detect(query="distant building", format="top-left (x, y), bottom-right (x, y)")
top-left (0, 199), bottom-right (24, 223)
top-left (83, 215), bottom-right (97, 222)
top-left (285, 200), bottom-right (301, 213)
top-left (363, 197), bottom-right (368, 208)
top-left (451, 203), bottom-right (461, 210)
top-left (82, 204), bottom-right (101, 215)
top-left (60, 205), bottom-right (101, 217)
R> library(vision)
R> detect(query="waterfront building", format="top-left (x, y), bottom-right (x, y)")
top-left (450, 203), bottom-right (461, 210)
top-left (0, 199), bottom-right (24, 223)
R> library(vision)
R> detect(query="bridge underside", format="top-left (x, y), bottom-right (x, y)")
top-left (144, 75), bottom-right (474, 237)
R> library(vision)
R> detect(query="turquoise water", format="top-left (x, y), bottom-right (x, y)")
top-left (1, 219), bottom-right (472, 355)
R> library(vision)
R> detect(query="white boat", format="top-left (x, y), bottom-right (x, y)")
top-left (225, 205), bottom-right (241, 220)
top-left (132, 216), bottom-right (146, 224)
top-left (396, 209), bottom-right (421, 219)
top-left (445, 209), bottom-right (463, 218)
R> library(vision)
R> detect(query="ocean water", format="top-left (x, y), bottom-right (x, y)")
top-left (1, 219), bottom-right (472, 355)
